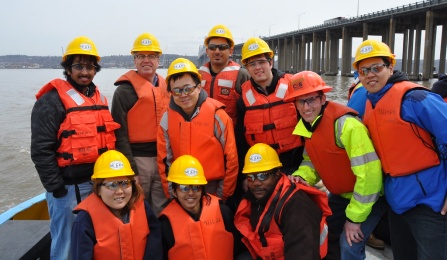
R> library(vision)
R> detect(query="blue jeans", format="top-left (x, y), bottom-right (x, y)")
top-left (326, 194), bottom-right (387, 260)
top-left (388, 204), bottom-right (447, 260)
top-left (46, 182), bottom-right (92, 260)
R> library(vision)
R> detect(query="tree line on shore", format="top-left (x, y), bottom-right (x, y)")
top-left (0, 54), bottom-right (199, 69)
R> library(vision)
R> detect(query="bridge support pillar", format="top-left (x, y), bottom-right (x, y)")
top-left (414, 24), bottom-right (422, 76)
top-left (341, 26), bottom-right (352, 76)
top-left (423, 10), bottom-right (435, 80)
top-left (439, 21), bottom-right (447, 75)
top-left (300, 35), bottom-right (306, 71)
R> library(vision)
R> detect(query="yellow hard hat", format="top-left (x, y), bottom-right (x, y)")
top-left (131, 32), bottom-right (162, 54)
top-left (166, 58), bottom-right (201, 84)
top-left (91, 150), bottom-right (134, 180)
top-left (352, 39), bottom-right (396, 70)
top-left (241, 37), bottom-right (274, 65)
top-left (204, 24), bottom-right (234, 47)
top-left (62, 36), bottom-right (100, 62)
top-left (167, 155), bottom-right (208, 185)
top-left (242, 143), bottom-right (283, 174)
top-left (284, 71), bottom-right (333, 102)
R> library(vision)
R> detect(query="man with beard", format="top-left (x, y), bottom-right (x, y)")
top-left (234, 143), bottom-right (331, 259)
top-left (31, 36), bottom-right (120, 259)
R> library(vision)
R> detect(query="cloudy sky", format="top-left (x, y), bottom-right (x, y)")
top-left (0, 0), bottom-right (423, 57)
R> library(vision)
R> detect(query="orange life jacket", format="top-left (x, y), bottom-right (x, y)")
top-left (167, 98), bottom-right (226, 181)
top-left (36, 79), bottom-right (120, 167)
top-left (363, 82), bottom-right (439, 176)
top-left (199, 61), bottom-right (241, 125)
top-left (74, 194), bottom-right (149, 260)
top-left (242, 75), bottom-right (303, 154)
top-left (159, 194), bottom-right (233, 260)
top-left (305, 101), bottom-right (358, 194)
top-left (115, 70), bottom-right (169, 143)
top-left (235, 174), bottom-right (330, 260)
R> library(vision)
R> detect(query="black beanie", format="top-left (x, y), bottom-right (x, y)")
top-left (432, 73), bottom-right (447, 98)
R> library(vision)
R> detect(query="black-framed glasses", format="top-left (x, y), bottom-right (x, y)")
top-left (246, 171), bottom-right (275, 182)
top-left (208, 44), bottom-right (230, 51)
top-left (101, 180), bottom-right (133, 191)
top-left (171, 83), bottom-right (199, 96)
top-left (295, 95), bottom-right (322, 108)
top-left (134, 54), bottom-right (159, 60)
top-left (246, 59), bottom-right (271, 69)
top-left (71, 64), bottom-right (97, 72)
top-left (178, 185), bottom-right (201, 192)
top-left (358, 63), bottom-right (387, 76)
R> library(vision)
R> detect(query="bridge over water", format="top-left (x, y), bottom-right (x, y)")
top-left (232, 0), bottom-right (447, 80)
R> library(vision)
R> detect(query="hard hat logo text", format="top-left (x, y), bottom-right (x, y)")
top-left (80, 43), bottom-right (92, 51)
top-left (249, 154), bottom-right (262, 163)
top-left (141, 39), bottom-right (152, 46)
top-left (215, 29), bottom-right (225, 35)
top-left (248, 43), bottom-right (259, 51)
top-left (360, 46), bottom-right (373, 54)
top-left (184, 167), bottom-right (198, 177)
top-left (109, 160), bottom-right (124, 170)
top-left (292, 81), bottom-right (304, 90)
top-left (174, 63), bottom-right (186, 70)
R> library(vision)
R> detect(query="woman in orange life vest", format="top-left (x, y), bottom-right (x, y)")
top-left (158, 155), bottom-right (245, 260)
top-left (71, 150), bottom-right (162, 260)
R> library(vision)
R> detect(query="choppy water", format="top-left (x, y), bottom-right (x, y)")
top-left (0, 68), bottom-right (436, 213)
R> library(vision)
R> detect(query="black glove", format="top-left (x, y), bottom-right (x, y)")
top-left (52, 186), bottom-right (68, 198)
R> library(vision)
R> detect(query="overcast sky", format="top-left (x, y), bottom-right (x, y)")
top-left (0, 0), bottom-right (423, 57)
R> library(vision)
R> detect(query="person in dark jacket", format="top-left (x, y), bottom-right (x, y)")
top-left (72, 150), bottom-right (162, 260)
top-left (30, 36), bottom-right (120, 259)
top-left (234, 143), bottom-right (331, 260)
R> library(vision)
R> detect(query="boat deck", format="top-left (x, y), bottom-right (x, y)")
top-left (366, 244), bottom-right (393, 259)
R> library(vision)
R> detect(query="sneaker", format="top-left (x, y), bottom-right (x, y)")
top-left (366, 234), bottom-right (385, 250)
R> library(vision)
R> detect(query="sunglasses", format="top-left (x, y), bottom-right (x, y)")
top-left (294, 95), bottom-right (322, 108)
top-left (246, 171), bottom-right (274, 182)
top-left (101, 180), bottom-right (133, 191)
top-left (178, 185), bottom-right (201, 192)
top-left (358, 64), bottom-right (387, 76)
top-left (71, 64), bottom-right (97, 72)
top-left (208, 44), bottom-right (230, 51)
top-left (171, 83), bottom-right (199, 96)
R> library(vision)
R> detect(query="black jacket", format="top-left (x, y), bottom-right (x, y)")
top-left (30, 81), bottom-right (97, 196)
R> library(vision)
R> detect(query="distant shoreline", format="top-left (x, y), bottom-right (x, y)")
top-left (0, 54), bottom-right (198, 69)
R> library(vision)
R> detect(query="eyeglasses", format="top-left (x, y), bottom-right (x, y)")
top-left (178, 185), bottom-right (201, 192)
top-left (101, 180), bottom-right (133, 191)
top-left (246, 171), bottom-right (274, 182)
top-left (358, 64), bottom-right (387, 76)
top-left (246, 59), bottom-right (270, 69)
top-left (295, 95), bottom-right (322, 108)
top-left (71, 64), bottom-right (97, 72)
top-left (134, 54), bottom-right (159, 60)
top-left (208, 44), bottom-right (230, 51)
top-left (171, 83), bottom-right (199, 96)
